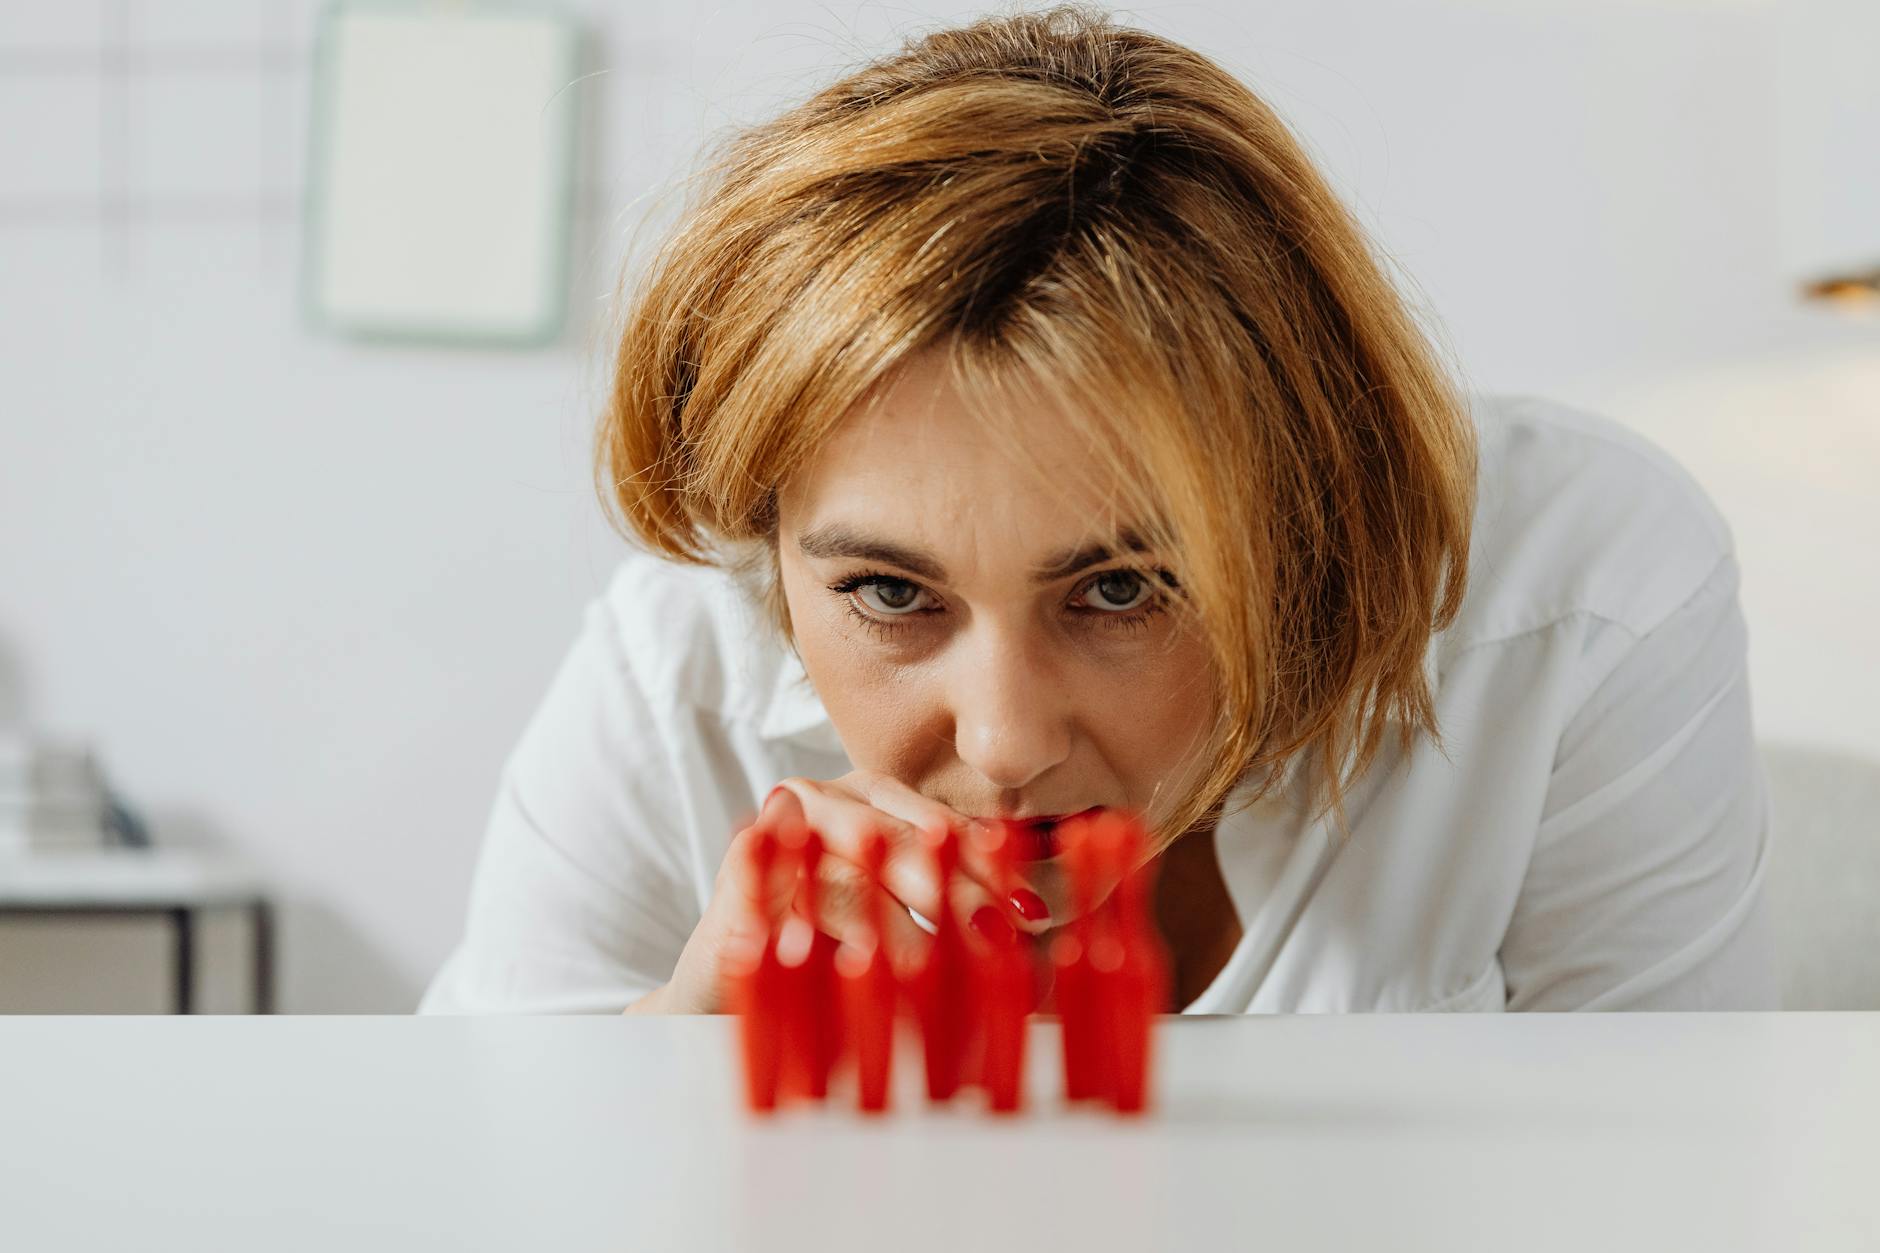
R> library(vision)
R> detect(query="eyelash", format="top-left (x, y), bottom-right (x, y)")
top-left (827, 568), bottom-right (1177, 639)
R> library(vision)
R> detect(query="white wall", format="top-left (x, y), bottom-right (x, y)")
top-left (1, 0), bottom-right (1872, 1010)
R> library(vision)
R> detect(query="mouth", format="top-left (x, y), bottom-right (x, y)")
top-left (1002, 806), bottom-right (1105, 862)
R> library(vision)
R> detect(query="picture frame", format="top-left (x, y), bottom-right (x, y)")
top-left (301, 0), bottom-right (580, 347)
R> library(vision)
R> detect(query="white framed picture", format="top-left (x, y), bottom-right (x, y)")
top-left (302, 1), bottom-right (580, 346)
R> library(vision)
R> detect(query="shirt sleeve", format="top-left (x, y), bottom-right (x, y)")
top-left (1498, 553), bottom-right (1780, 1010)
top-left (416, 591), bottom-right (700, 1014)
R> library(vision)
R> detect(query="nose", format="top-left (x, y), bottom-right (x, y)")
top-left (947, 622), bottom-right (1073, 792)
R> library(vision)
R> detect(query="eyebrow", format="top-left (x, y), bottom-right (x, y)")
top-left (795, 523), bottom-right (1151, 585)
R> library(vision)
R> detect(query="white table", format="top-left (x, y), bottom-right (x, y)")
top-left (0, 849), bottom-right (272, 1012)
top-left (0, 1014), bottom-right (1873, 1251)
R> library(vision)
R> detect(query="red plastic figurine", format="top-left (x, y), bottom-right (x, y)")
top-left (910, 823), bottom-right (973, 1102)
top-left (837, 828), bottom-right (899, 1113)
top-left (725, 804), bottom-right (1166, 1118)
top-left (973, 820), bottom-right (1033, 1113)
top-left (1052, 812), bottom-right (1106, 1103)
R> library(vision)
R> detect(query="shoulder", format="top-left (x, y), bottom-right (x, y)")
top-left (1447, 391), bottom-right (1739, 652)
top-left (591, 545), bottom-right (801, 729)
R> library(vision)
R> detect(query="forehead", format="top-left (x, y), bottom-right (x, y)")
top-left (781, 347), bottom-right (1132, 567)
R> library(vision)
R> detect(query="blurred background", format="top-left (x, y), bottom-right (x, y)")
top-left (0, 0), bottom-right (1874, 1013)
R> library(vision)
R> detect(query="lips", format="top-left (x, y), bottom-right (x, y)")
top-left (1002, 807), bottom-right (1105, 862)
top-left (1008, 822), bottom-right (1060, 862)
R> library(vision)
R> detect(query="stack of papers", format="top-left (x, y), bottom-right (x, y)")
top-left (0, 738), bottom-right (111, 853)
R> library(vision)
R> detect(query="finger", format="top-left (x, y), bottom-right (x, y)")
top-left (909, 822), bottom-right (1029, 958)
top-left (768, 778), bottom-right (943, 919)
top-left (855, 774), bottom-right (1051, 933)
top-left (797, 854), bottom-right (932, 980)
top-left (807, 796), bottom-right (1007, 943)
top-left (771, 776), bottom-right (1042, 938)
top-left (699, 823), bottom-right (798, 1010)
top-left (720, 818), bottom-right (795, 925)
top-left (852, 771), bottom-right (976, 844)
top-left (756, 782), bottom-right (808, 838)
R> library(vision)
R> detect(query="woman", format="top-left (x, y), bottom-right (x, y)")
top-left (419, 7), bottom-right (1776, 1015)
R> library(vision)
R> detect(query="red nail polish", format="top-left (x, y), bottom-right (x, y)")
top-left (970, 905), bottom-right (1015, 947)
top-left (1008, 888), bottom-right (1049, 923)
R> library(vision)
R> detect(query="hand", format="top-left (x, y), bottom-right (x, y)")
top-left (625, 770), bottom-right (1050, 1014)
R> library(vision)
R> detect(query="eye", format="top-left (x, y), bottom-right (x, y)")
top-left (1075, 568), bottom-right (1154, 613)
top-left (853, 577), bottom-right (932, 616)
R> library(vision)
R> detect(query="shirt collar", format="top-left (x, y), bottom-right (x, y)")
top-left (756, 646), bottom-right (847, 756)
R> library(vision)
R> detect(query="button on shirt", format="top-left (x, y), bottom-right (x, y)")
top-left (418, 393), bottom-right (1779, 1014)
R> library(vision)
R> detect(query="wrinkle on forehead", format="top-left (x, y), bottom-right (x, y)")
top-left (781, 345), bottom-right (1141, 587)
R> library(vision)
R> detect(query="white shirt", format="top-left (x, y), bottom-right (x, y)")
top-left (418, 392), bottom-right (1779, 1015)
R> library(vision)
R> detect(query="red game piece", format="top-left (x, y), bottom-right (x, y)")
top-left (1082, 812), bottom-right (1135, 1107)
top-left (837, 828), bottom-right (899, 1113)
top-left (781, 825), bottom-right (842, 1101)
top-left (768, 822), bottom-right (818, 1105)
top-left (1081, 813), bottom-right (1125, 1099)
top-left (1052, 812), bottom-right (1106, 1103)
top-left (970, 820), bottom-right (1033, 1113)
top-left (911, 823), bottom-right (973, 1102)
top-left (1095, 812), bottom-right (1169, 1114)
top-left (725, 822), bottom-right (785, 1113)
top-left (730, 805), bottom-right (1163, 1119)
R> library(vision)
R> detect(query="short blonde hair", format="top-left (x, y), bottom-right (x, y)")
top-left (596, 4), bottom-right (1476, 844)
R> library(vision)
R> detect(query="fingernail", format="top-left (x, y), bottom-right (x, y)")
top-left (1009, 888), bottom-right (1050, 924)
top-left (970, 905), bottom-right (1016, 947)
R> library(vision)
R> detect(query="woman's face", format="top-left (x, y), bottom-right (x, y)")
top-left (776, 346), bottom-right (1218, 866)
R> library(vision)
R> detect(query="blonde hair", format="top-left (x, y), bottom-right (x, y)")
top-left (596, 4), bottom-right (1476, 844)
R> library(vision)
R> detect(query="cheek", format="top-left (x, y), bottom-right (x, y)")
top-left (1080, 631), bottom-right (1217, 799)
top-left (784, 574), bottom-right (944, 774)
top-left (788, 576), bottom-right (900, 690)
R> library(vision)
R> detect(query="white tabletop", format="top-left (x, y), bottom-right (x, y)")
top-left (0, 1014), bottom-right (1873, 1252)
top-left (0, 848), bottom-right (265, 907)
